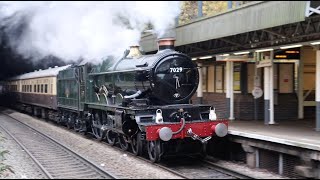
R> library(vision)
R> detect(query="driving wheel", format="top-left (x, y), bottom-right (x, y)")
top-left (131, 132), bottom-right (143, 156)
top-left (118, 134), bottom-right (129, 151)
top-left (147, 140), bottom-right (161, 163)
top-left (106, 130), bottom-right (117, 146)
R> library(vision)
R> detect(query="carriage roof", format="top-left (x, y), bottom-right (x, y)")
top-left (10, 65), bottom-right (71, 80)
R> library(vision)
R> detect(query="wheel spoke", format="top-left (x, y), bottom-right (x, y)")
top-left (131, 132), bottom-right (142, 156)
top-left (147, 140), bottom-right (161, 163)
top-left (119, 135), bottom-right (129, 151)
top-left (92, 113), bottom-right (104, 141)
top-left (106, 130), bottom-right (116, 146)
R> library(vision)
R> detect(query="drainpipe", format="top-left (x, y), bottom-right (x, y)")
top-left (175, 1), bottom-right (180, 26)
top-left (228, 1), bottom-right (233, 9)
top-left (198, 1), bottom-right (203, 17)
top-left (316, 50), bottom-right (320, 131)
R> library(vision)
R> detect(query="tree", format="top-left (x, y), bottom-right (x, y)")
top-left (178, 1), bottom-right (252, 25)
top-left (203, 1), bottom-right (228, 17)
top-left (178, 1), bottom-right (198, 25)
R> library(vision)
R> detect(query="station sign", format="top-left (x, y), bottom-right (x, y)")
top-left (215, 55), bottom-right (248, 62)
top-left (257, 60), bottom-right (272, 68)
top-left (274, 48), bottom-right (300, 59)
top-left (252, 87), bottom-right (263, 99)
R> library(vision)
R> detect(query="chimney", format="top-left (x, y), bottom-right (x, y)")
top-left (127, 45), bottom-right (142, 58)
top-left (157, 28), bottom-right (176, 51)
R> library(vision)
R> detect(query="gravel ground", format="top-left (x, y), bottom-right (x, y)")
top-left (3, 109), bottom-right (183, 179)
top-left (0, 126), bottom-right (46, 179)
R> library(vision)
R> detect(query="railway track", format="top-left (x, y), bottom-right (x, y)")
top-left (0, 113), bottom-right (117, 179)
top-left (75, 123), bottom-right (254, 179)
top-left (86, 135), bottom-right (250, 179)
top-left (2, 109), bottom-right (255, 179)
top-left (98, 139), bottom-right (254, 179)
top-left (157, 155), bottom-right (254, 179)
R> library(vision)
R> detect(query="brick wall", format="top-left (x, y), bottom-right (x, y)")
top-left (192, 92), bottom-right (298, 120)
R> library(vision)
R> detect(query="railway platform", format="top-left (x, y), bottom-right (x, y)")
top-left (224, 119), bottom-right (320, 179)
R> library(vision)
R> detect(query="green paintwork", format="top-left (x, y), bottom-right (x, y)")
top-left (57, 64), bottom-right (88, 112)
top-left (57, 68), bottom-right (79, 110)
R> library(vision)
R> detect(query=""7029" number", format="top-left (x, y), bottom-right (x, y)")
top-left (170, 67), bottom-right (183, 73)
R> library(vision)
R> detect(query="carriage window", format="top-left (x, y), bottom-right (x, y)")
top-left (37, 85), bottom-right (40, 93)
top-left (45, 84), bottom-right (48, 93)
top-left (41, 84), bottom-right (44, 93)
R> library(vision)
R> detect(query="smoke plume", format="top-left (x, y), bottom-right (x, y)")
top-left (0, 1), bottom-right (180, 64)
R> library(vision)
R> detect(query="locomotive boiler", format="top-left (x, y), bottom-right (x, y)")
top-left (6, 32), bottom-right (229, 163)
top-left (89, 39), bottom-right (199, 106)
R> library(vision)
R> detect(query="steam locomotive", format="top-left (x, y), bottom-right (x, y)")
top-left (4, 35), bottom-right (228, 162)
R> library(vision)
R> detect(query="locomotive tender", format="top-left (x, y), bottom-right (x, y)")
top-left (5, 34), bottom-right (228, 162)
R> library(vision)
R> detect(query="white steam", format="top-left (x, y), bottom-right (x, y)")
top-left (0, 1), bottom-right (180, 64)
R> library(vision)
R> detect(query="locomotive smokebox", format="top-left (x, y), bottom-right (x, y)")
top-left (157, 29), bottom-right (176, 51)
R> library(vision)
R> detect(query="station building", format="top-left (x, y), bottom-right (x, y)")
top-left (140, 1), bottom-right (320, 178)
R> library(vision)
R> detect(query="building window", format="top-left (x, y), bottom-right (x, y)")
top-left (34, 85), bottom-right (37, 93)
top-left (200, 62), bottom-right (245, 93)
top-left (233, 63), bottom-right (241, 91)
top-left (215, 65), bottom-right (224, 92)
top-left (37, 85), bottom-right (40, 93)
top-left (41, 84), bottom-right (44, 93)
top-left (45, 84), bottom-right (48, 93)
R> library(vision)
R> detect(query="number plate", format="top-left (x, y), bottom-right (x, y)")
top-left (170, 67), bottom-right (183, 73)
